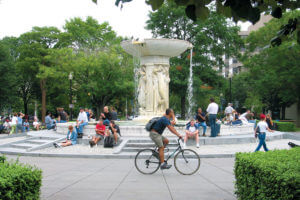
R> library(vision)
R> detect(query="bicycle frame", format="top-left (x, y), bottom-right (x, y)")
top-left (154, 138), bottom-right (185, 163)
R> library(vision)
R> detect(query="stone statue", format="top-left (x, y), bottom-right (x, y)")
top-left (153, 65), bottom-right (169, 114)
top-left (138, 66), bottom-right (146, 114)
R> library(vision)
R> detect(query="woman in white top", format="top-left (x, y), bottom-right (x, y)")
top-left (10, 113), bottom-right (18, 134)
top-left (254, 114), bottom-right (274, 152)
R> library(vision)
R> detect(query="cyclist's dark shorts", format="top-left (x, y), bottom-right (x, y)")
top-left (149, 131), bottom-right (166, 148)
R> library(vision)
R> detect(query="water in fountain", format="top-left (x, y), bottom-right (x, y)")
top-left (133, 56), bottom-right (140, 116)
top-left (187, 48), bottom-right (194, 119)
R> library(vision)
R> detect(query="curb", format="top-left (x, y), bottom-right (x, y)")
top-left (0, 150), bottom-right (236, 159)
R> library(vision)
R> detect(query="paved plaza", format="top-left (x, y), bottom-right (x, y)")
top-left (6, 155), bottom-right (236, 200)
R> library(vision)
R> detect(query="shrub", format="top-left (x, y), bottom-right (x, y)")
top-left (274, 121), bottom-right (296, 132)
top-left (0, 155), bottom-right (5, 163)
top-left (235, 148), bottom-right (300, 200)
top-left (0, 159), bottom-right (42, 200)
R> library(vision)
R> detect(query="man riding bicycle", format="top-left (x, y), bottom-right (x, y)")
top-left (150, 108), bottom-right (183, 169)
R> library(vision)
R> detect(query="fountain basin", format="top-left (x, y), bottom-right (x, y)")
top-left (121, 38), bottom-right (193, 58)
top-left (56, 122), bottom-right (255, 137)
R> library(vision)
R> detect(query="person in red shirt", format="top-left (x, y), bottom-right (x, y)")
top-left (89, 119), bottom-right (106, 147)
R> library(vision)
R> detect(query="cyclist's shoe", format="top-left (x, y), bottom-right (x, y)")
top-left (160, 162), bottom-right (172, 170)
top-left (152, 151), bottom-right (159, 159)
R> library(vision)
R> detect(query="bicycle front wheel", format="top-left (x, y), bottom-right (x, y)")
top-left (134, 149), bottom-right (160, 175)
top-left (174, 149), bottom-right (200, 175)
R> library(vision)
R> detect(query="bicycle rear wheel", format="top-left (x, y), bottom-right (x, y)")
top-left (134, 149), bottom-right (160, 175)
top-left (174, 149), bottom-right (200, 175)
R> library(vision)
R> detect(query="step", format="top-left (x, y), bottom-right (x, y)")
top-left (26, 139), bottom-right (55, 144)
top-left (122, 147), bottom-right (178, 152)
top-left (126, 143), bottom-right (178, 148)
top-left (0, 147), bottom-right (25, 153)
top-left (127, 139), bottom-right (178, 143)
top-left (10, 143), bottom-right (39, 149)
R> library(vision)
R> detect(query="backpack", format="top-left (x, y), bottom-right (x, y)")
top-left (145, 117), bottom-right (161, 132)
top-left (104, 136), bottom-right (114, 148)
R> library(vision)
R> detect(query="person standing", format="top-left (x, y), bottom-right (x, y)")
top-left (206, 98), bottom-right (219, 137)
top-left (16, 112), bottom-right (25, 133)
top-left (195, 108), bottom-right (207, 136)
top-left (255, 114), bottom-right (274, 152)
top-left (76, 108), bottom-right (89, 137)
top-left (10, 113), bottom-right (18, 134)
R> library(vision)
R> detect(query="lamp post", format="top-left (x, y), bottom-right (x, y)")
top-left (68, 72), bottom-right (73, 121)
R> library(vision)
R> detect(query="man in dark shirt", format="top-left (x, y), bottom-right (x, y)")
top-left (195, 108), bottom-right (207, 136)
top-left (150, 108), bottom-right (182, 170)
top-left (111, 107), bottom-right (118, 120)
top-left (101, 106), bottom-right (112, 125)
top-left (108, 120), bottom-right (121, 144)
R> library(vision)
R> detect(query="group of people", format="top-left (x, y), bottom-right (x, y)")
top-left (54, 106), bottom-right (120, 148)
top-left (148, 104), bottom-right (276, 170)
top-left (0, 113), bottom-right (41, 134)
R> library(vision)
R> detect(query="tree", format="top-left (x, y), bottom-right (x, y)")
top-left (242, 11), bottom-right (300, 119)
top-left (0, 40), bottom-right (18, 112)
top-left (62, 17), bottom-right (134, 117)
top-left (146, 2), bottom-right (242, 118)
top-left (100, 0), bottom-right (300, 45)
top-left (17, 27), bottom-right (62, 122)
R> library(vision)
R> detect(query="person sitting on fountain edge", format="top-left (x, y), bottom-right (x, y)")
top-left (150, 108), bottom-right (182, 170)
top-left (195, 108), bottom-right (207, 136)
top-left (107, 120), bottom-right (121, 145)
top-left (100, 106), bottom-right (112, 126)
top-left (76, 107), bottom-right (89, 138)
top-left (89, 119), bottom-right (106, 148)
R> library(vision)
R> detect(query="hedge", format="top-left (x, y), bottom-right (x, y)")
top-left (274, 121), bottom-right (296, 132)
top-left (234, 148), bottom-right (300, 200)
top-left (0, 157), bottom-right (42, 200)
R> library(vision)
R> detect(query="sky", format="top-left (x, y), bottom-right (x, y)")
top-left (0, 0), bottom-right (250, 39)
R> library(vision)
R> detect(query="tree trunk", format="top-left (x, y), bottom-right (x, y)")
top-left (40, 79), bottom-right (47, 123)
top-left (23, 101), bottom-right (28, 115)
top-left (181, 96), bottom-right (186, 119)
top-left (281, 105), bottom-right (286, 120)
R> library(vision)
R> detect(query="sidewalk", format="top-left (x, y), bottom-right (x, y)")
top-left (5, 155), bottom-right (237, 200)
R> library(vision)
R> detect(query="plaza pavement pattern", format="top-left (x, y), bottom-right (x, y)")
top-left (6, 155), bottom-right (237, 200)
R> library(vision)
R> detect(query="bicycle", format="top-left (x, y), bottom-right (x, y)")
top-left (134, 138), bottom-right (200, 175)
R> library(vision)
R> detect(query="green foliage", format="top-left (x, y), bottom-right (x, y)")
top-left (111, 0), bottom-right (299, 23)
top-left (0, 159), bottom-right (42, 200)
top-left (0, 17), bottom-right (134, 117)
top-left (238, 11), bottom-right (300, 117)
top-left (0, 155), bottom-right (5, 163)
top-left (235, 148), bottom-right (300, 200)
top-left (274, 121), bottom-right (296, 132)
top-left (244, 92), bottom-right (264, 114)
top-left (0, 40), bottom-right (18, 111)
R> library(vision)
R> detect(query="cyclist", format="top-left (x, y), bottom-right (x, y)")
top-left (150, 108), bottom-right (183, 169)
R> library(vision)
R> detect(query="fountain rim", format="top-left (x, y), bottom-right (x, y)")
top-left (121, 38), bottom-right (193, 58)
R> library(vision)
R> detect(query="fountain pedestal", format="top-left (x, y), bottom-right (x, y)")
top-left (121, 39), bottom-right (192, 120)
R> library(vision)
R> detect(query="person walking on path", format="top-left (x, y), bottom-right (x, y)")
top-left (254, 114), bottom-right (274, 152)
top-left (206, 98), bottom-right (219, 137)
top-left (150, 108), bottom-right (182, 170)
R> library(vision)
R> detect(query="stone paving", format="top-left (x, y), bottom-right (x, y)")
top-left (5, 155), bottom-right (237, 200)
